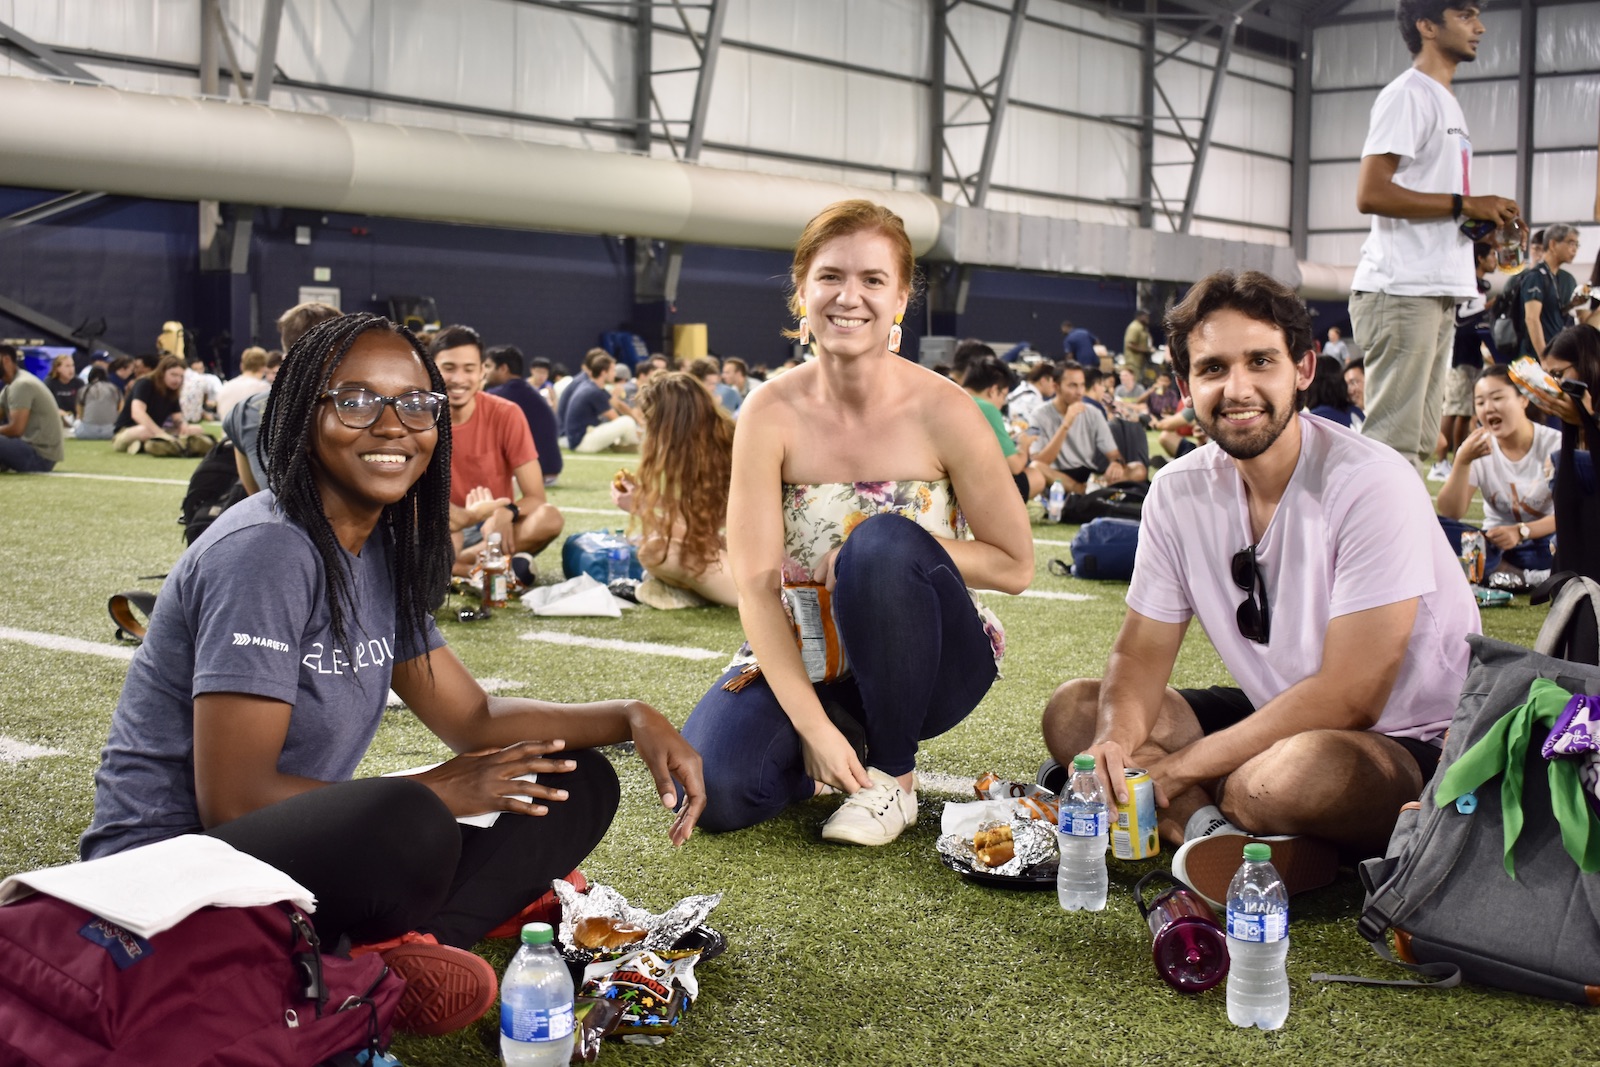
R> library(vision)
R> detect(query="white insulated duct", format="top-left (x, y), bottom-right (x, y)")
top-left (0, 76), bottom-right (1357, 297)
top-left (0, 77), bottom-right (944, 255)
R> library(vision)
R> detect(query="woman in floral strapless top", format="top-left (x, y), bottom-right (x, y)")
top-left (680, 199), bottom-right (1034, 846)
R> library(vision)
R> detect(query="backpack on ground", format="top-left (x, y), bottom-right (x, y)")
top-left (1058, 482), bottom-right (1147, 525)
top-left (180, 440), bottom-right (248, 545)
top-left (0, 894), bottom-right (402, 1066)
top-left (562, 529), bottom-right (644, 584)
top-left (1067, 517), bottom-right (1140, 580)
top-left (1318, 574), bottom-right (1600, 1002)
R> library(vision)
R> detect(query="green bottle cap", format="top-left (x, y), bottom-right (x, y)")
top-left (1242, 842), bottom-right (1271, 863)
top-left (520, 921), bottom-right (555, 946)
top-left (1072, 754), bottom-right (1096, 771)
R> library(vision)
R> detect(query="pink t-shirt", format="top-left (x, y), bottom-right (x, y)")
top-left (1127, 413), bottom-right (1480, 742)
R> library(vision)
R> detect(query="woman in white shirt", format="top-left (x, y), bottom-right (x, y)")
top-left (1437, 365), bottom-right (1559, 575)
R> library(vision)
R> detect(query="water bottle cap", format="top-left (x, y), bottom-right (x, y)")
top-left (520, 921), bottom-right (555, 946)
top-left (487, 532), bottom-right (502, 545)
top-left (1242, 842), bottom-right (1271, 863)
top-left (1072, 753), bottom-right (1095, 771)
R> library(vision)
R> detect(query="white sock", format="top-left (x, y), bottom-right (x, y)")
top-left (1184, 805), bottom-right (1240, 841)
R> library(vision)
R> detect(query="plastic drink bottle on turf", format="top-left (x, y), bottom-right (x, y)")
top-left (1057, 753), bottom-right (1109, 911)
top-left (1046, 481), bottom-right (1066, 523)
top-left (1225, 842), bottom-right (1290, 1030)
top-left (606, 537), bottom-right (631, 585)
top-left (481, 532), bottom-right (509, 609)
top-left (500, 922), bottom-right (575, 1066)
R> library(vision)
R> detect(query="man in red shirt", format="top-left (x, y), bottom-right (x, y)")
top-left (431, 325), bottom-right (564, 579)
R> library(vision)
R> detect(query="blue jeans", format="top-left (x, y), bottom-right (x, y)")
top-left (682, 513), bottom-right (998, 832)
top-left (0, 436), bottom-right (55, 472)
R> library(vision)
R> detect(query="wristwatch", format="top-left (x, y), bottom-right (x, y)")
top-left (1517, 522), bottom-right (1531, 542)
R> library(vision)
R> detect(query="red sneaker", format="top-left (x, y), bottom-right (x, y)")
top-left (376, 934), bottom-right (499, 1036)
top-left (486, 868), bottom-right (588, 939)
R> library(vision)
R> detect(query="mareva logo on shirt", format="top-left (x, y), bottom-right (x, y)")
top-left (301, 636), bottom-right (396, 676)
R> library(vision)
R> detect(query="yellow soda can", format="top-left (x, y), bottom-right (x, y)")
top-left (1114, 768), bottom-right (1160, 860)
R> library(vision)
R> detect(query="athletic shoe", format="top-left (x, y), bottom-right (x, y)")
top-left (144, 438), bottom-right (181, 457)
top-left (1170, 832), bottom-right (1338, 910)
top-left (485, 868), bottom-right (588, 939)
top-left (820, 768), bottom-right (917, 846)
top-left (355, 932), bottom-right (498, 1036)
top-left (1426, 460), bottom-right (1452, 482)
top-left (635, 577), bottom-right (709, 610)
top-left (510, 552), bottom-right (536, 589)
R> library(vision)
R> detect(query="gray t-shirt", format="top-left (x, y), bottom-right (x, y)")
top-left (0, 369), bottom-right (65, 463)
top-left (1027, 400), bottom-right (1116, 472)
top-left (80, 492), bottom-right (444, 859)
top-left (80, 379), bottom-right (122, 425)
top-left (223, 390), bottom-right (268, 491)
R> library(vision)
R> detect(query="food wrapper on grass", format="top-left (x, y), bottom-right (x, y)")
top-left (580, 949), bottom-right (694, 1036)
top-left (572, 997), bottom-right (625, 1061)
top-left (552, 879), bottom-right (721, 955)
top-left (974, 771), bottom-right (1060, 825)
top-left (937, 816), bottom-right (1058, 877)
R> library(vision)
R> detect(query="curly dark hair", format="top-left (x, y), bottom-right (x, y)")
top-left (258, 313), bottom-right (453, 658)
top-left (1164, 270), bottom-right (1314, 380)
top-left (631, 371), bottom-right (733, 579)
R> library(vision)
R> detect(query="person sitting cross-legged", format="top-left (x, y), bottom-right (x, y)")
top-left (1040, 269), bottom-right (1481, 908)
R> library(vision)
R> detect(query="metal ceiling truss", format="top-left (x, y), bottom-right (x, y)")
top-left (936, 0), bottom-right (1031, 210)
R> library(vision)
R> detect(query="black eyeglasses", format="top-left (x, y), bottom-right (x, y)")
top-left (1232, 544), bottom-right (1270, 644)
top-left (319, 388), bottom-right (445, 431)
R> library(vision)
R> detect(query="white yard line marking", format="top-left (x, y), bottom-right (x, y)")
top-left (387, 675), bottom-right (524, 707)
top-left (917, 770), bottom-right (979, 795)
top-left (39, 471), bottom-right (188, 487)
top-left (520, 630), bottom-right (725, 661)
top-left (0, 627), bottom-right (136, 661)
top-left (1032, 538), bottom-right (1073, 546)
top-left (0, 737), bottom-right (69, 763)
top-left (1012, 590), bottom-right (1098, 601)
top-left (560, 507), bottom-right (621, 516)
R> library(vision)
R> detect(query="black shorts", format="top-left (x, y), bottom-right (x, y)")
top-left (1060, 465), bottom-right (1096, 483)
top-left (1175, 685), bottom-right (1443, 782)
top-left (1013, 470), bottom-right (1032, 499)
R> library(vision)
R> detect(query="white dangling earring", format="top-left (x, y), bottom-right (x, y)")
top-left (799, 308), bottom-right (811, 347)
top-left (888, 316), bottom-right (903, 355)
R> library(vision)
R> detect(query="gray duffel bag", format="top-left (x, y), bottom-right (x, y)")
top-left (1318, 577), bottom-right (1600, 1003)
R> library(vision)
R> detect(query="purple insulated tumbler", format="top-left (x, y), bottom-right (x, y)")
top-left (1134, 870), bottom-right (1230, 993)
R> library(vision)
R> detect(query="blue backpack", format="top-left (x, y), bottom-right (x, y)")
top-left (562, 529), bottom-right (644, 584)
top-left (1070, 518), bottom-right (1140, 581)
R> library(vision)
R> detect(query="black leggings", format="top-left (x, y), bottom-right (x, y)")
top-left (205, 749), bottom-right (619, 949)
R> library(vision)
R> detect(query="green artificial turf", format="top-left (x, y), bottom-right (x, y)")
top-left (1, 438), bottom-right (1594, 1067)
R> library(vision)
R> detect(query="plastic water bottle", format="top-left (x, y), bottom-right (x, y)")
top-left (1057, 753), bottom-right (1109, 911)
top-left (606, 537), bottom-right (631, 584)
top-left (480, 532), bottom-right (509, 609)
top-left (500, 922), bottom-right (575, 1066)
top-left (1225, 842), bottom-right (1290, 1030)
top-left (1046, 481), bottom-right (1066, 523)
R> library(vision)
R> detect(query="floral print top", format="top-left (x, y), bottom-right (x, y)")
top-left (774, 478), bottom-right (1004, 665)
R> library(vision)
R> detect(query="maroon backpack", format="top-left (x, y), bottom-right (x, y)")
top-left (0, 894), bottom-right (402, 1066)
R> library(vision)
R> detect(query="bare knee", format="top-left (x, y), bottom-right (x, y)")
top-left (1042, 678), bottom-right (1101, 764)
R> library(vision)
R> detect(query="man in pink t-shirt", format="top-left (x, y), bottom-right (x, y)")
top-left (432, 325), bottom-right (564, 580)
top-left (1041, 269), bottom-right (1480, 907)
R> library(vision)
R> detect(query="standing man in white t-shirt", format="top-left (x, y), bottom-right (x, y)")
top-left (1039, 269), bottom-right (1481, 908)
top-left (1350, 1), bottom-right (1518, 471)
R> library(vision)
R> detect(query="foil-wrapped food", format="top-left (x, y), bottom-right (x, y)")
top-left (552, 879), bottom-right (721, 956)
top-left (937, 815), bottom-right (1058, 878)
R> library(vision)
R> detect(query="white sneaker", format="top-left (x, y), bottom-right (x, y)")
top-left (820, 768), bottom-right (917, 846)
top-left (1426, 460), bottom-right (1452, 482)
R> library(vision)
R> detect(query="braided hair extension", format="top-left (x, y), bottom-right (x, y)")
top-left (259, 313), bottom-right (454, 660)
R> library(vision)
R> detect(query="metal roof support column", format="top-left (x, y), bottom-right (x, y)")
top-left (1290, 24), bottom-right (1313, 258)
top-left (972, 0), bottom-right (1028, 206)
top-left (928, 0), bottom-right (947, 199)
top-left (1514, 0), bottom-right (1535, 218)
top-left (1139, 0), bottom-right (1156, 229)
top-left (1178, 11), bottom-right (1239, 234)
top-left (661, 0), bottom-right (726, 304)
top-left (251, 0), bottom-right (285, 104)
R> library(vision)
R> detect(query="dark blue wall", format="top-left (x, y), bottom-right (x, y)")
top-left (6, 187), bottom-right (1344, 376)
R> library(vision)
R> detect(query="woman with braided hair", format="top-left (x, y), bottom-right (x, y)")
top-left (82, 313), bottom-right (705, 1036)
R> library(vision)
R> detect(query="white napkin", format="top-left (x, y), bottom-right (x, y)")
top-left (0, 835), bottom-right (315, 937)
top-left (520, 574), bottom-right (626, 617)
top-left (383, 763), bottom-right (535, 828)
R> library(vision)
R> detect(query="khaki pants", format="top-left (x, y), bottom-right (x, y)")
top-left (1350, 290), bottom-right (1455, 469)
